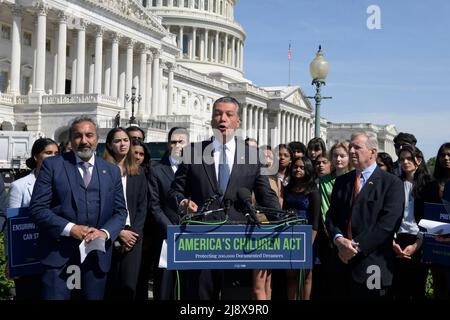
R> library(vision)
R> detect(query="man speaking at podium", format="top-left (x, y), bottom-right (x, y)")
top-left (169, 96), bottom-right (280, 300)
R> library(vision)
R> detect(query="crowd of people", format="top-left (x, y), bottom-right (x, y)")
top-left (0, 96), bottom-right (449, 300)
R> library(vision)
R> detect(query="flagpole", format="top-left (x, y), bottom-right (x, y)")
top-left (288, 42), bottom-right (292, 86)
top-left (288, 58), bottom-right (291, 86)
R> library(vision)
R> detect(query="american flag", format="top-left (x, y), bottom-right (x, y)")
top-left (288, 43), bottom-right (292, 60)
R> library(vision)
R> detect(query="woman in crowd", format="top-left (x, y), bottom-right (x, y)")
top-left (377, 152), bottom-right (395, 174)
top-left (392, 145), bottom-right (431, 299)
top-left (252, 145), bottom-right (282, 300)
top-left (429, 142), bottom-right (450, 298)
top-left (275, 144), bottom-right (293, 189)
top-left (283, 156), bottom-right (320, 300)
top-left (103, 127), bottom-right (148, 300)
top-left (8, 137), bottom-right (59, 300)
top-left (306, 137), bottom-right (327, 163)
top-left (313, 141), bottom-right (351, 299)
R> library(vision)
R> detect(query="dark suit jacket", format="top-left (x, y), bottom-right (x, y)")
top-left (150, 156), bottom-right (180, 234)
top-left (325, 166), bottom-right (404, 287)
top-left (125, 169), bottom-right (148, 238)
top-left (29, 151), bottom-right (127, 273)
top-left (169, 137), bottom-right (280, 222)
top-left (0, 176), bottom-right (7, 233)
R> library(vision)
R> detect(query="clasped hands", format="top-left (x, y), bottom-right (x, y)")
top-left (70, 224), bottom-right (107, 243)
top-left (335, 236), bottom-right (359, 264)
top-left (118, 229), bottom-right (139, 252)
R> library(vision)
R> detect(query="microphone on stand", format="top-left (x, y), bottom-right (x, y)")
top-left (236, 188), bottom-right (259, 225)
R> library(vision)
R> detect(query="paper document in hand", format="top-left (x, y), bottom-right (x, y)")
top-left (79, 238), bottom-right (106, 264)
top-left (158, 239), bottom-right (167, 269)
top-left (419, 219), bottom-right (450, 235)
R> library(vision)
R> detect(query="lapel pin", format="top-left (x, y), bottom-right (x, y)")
top-left (369, 181), bottom-right (373, 185)
top-left (102, 170), bottom-right (107, 174)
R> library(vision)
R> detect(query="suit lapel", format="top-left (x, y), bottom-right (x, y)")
top-left (161, 157), bottom-right (175, 181)
top-left (202, 140), bottom-right (219, 193)
top-left (63, 152), bottom-right (82, 212)
top-left (96, 158), bottom-right (109, 217)
top-left (25, 173), bottom-right (35, 199)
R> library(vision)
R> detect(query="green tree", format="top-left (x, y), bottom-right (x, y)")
top-left (0, 233), bottom-right (14, 299)
top-left (427, 156), bottom-right (436, 175)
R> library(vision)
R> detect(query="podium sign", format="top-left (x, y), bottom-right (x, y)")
top-left (7, 207), bottom-right (43, 277)
top-left (167, 224), bottom-right (312, 270)
top-left (422, 201), bottom-right (450, 266)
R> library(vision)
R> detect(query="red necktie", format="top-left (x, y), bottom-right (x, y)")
top-left (347, 172), bottom-right (362, 240)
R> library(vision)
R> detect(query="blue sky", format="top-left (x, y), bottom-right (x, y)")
top-left (234, 0), bottom-right (450, 160)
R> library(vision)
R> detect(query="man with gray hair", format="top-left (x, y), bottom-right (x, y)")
top-left (325, 131), bottom-right (404, 299)
top-left (30, 116), bottom-right (127, 300)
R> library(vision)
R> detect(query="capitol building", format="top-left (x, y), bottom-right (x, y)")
top-left (0, 0), bottom-right (397, 157)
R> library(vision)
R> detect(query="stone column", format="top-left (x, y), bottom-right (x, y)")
top-left (104, 48), bottom-right (111, 96)
top-left (264, 111), bottom-right (269, 145)
top-left (52, 23), bottom-right (58, 94)
top-left (241, 103), bottom-right (247, 139)
top-left (224, 34), bottom-right (228, 64)
top-left (151, 49), bottom-right (160, 115)
top-left (253, 106), bottom-right (259, 139)
top-left (9, 7), bottom-right (22, 94)
top-left (167, 62), bottom-right (175, 115)
top-left (294, 116), bottom-right (298, 141)
top-left (138, 46), bottom-right (147, 116)
top-left (204, 29), bottom-right (209, 61)
top-left (94, 26), bottom-right (103, 94)
top-left (145, 53), bottom-right (152, 116)
top-left (209, 31), bottom-right (214, 62)
top-left (257, 107), bottom-right (264, 144)
top-left (199, 30), bottom-right (205, 61)
top-left (71, 31), bottom-right (77, 94)
top-left (275, 111), bottom-right (281, 147)
top-left (281, 112), bottom-right (286, 144)
top-left (56, 12), bottom-right (67, 94)
top-left (192, 27), bottom-right (197, 60)
top-left (178, 26), bottom-right (184, 53)
top-left (247, 105), bottom-right (253, 139)
top-left (76, 20), bottom-right (87, 94)
top-left (110, 33), bottom-right (119, 98)
top-left (118, 51), bottom-right (126, 108)
top-left (240, 41), bottom-right (244, 70)
top-left (88, 44), bottom-right (94, 93)
top-left (159, 62), bottom-right (164, 114)
top-left (215, 31), bottom-right (219, 62)
top-left (34, 4), bottom-right (47, 93)
top-left (125, 39), bottom-right (134, 113)
top-left (32, 16), bottom-right (37, 91)
top-left (231, 36), bottom-right (235, 67)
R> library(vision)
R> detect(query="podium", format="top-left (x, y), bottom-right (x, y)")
top-left (166, 224), bottom-right (313, 270)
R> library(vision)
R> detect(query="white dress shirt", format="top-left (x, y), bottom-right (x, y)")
top-left (212, 137), bottom-right (236, 182)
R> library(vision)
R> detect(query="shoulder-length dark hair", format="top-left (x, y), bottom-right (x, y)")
top-left (286, 156), bottom-right (317, 195)
top-left (26, 138), bottom-right (59, 169)
top-left (399, 145), bottom-right (433, 199)
top-left (103, 127), bottom-right (139, 176)
top-left (434, 142), bottom-right (450, 182)
top-left (377, 152), bottom-right (394, 174)
top-left (131, 138), bottom-right (151, 175)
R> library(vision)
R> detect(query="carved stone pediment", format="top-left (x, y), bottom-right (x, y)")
top-left (84, 0), bottom-right (167, 35)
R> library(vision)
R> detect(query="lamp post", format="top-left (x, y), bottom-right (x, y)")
top-left (307, 45), bottom-right (332, 138)
top-left (125, 85), bottom-right (141, 125)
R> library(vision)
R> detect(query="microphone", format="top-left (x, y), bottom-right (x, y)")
top-left (236, 188), bottom-right (259, 225)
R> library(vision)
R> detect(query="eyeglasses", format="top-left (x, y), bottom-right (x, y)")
top-left (439, 153), bottom-right (450, 158)
top-left (170, 140), bottom-right (184, 145)
top-left (131, 136), bottom-right (143, 141)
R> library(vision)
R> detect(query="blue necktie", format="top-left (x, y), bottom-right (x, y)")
top-left (218, 145), bottom-right (230, 195)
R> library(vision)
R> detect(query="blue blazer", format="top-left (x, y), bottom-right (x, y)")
top-left (29, 151), bottom-right (127, 273)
